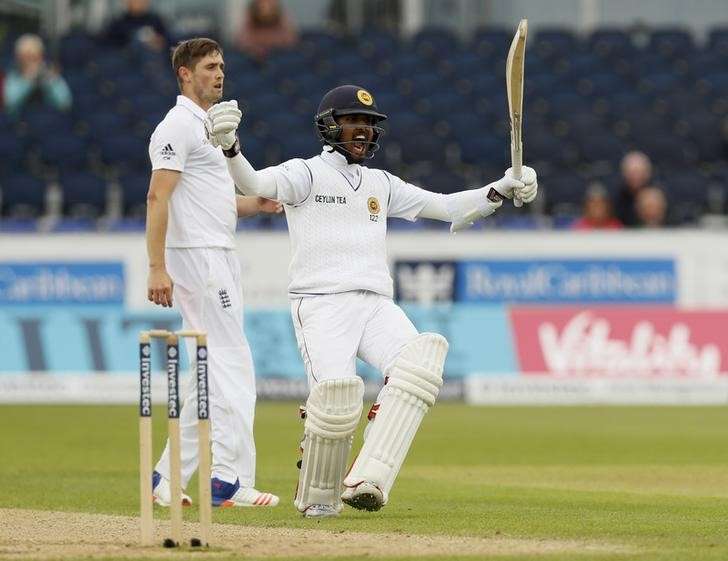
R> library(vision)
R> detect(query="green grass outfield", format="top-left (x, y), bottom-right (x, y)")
top-left (2, 403), bottom-right (728, 560)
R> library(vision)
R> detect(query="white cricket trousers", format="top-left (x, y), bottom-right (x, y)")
top-left (290, 290), bottom-right (419, 386)
top-left (155, 247), bottom-right (257, 487)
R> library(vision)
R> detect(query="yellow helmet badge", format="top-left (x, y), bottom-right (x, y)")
top-left (357, 89), bottom-right (373, 106)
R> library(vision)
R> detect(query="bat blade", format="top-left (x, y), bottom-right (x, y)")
top-left (506, 19), bottom-right (528, 185)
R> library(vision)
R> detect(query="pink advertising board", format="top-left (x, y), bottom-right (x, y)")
top-left (510, 307), bottom-right (728, 378)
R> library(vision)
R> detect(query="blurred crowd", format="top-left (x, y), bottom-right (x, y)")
top-left (0, 0), bottom-right (727, 232)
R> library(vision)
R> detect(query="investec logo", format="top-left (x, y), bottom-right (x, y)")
top-left (197, 346), bottom-right (209, 420)
top-left (139, 343), bottom-right (152, 417)
top-left (166, 345), bottom-right (179, 418)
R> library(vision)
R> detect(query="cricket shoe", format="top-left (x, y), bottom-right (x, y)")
top-left (303, 504), bottom-right (339, 518)
top-left (211, 477), bottom-right (279, 507)
top-left (152, 471), bottom-right (192, 507)
top-left (341, 481), bottom-right (384, 512)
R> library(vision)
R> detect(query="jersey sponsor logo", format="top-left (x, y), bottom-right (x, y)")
top-left (357, 89), bottom-right (373, 106)
top-left (160, 143), bottom-right (176, 160)
top-left (218, 289), bottom-right (231, 309)
top-left (314, 194), bottom-right (347, 204)
top-left (368, 196), bottom-right (380, 222)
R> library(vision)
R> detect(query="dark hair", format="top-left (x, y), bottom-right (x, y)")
top-left (171, 37), bottom-right (222, 90)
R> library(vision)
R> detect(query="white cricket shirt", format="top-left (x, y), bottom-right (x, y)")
top-left (149, 95), bottom-right (237, 248)
top-left (259, 149), bottom-right (432, 297)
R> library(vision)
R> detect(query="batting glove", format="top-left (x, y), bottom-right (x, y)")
top-left (207, 100), bottom-right (242, 150)
top-left (491, 166), bottom-right (538, 205)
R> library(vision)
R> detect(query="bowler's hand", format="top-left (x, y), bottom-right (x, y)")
top-left (147, 266), bottom-right (174, 307)
top-left (258, 197), bottom-right (283, 214)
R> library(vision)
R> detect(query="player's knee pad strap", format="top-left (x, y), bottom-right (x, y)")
top-left (344, 333), bottom-right (448, 503)
top-left (294, 377), bottom-right (364, 512)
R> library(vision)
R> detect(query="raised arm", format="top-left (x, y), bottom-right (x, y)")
top-left (206, 101), bottom-right (278, 199)
top-left (386, 167), bottom-right (537, 232)
top-left (419, 167), bottom-right (538, 232)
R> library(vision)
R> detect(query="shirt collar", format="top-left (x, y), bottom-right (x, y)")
top-left (320, 148), bottom-right (359, 171)
top-left (176, 95), bottom-right (208, 121)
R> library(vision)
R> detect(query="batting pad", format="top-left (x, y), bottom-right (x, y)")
top-left (294, 377), bottom-right (364, 512)
top-left (344, 333), bottom-right (448, 503)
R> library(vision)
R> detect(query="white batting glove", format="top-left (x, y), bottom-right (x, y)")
top-left (490, 166), bottom-right (538, 205)
top-left (511, 166), bottom-right (538, 204)
top-left (206, 100), bottom-right (242, 150)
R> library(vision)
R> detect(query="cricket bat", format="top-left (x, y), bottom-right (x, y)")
top-left (505, 19), bottom-right (528, 206)
top-left (453, 20), bottom-right (528, 232)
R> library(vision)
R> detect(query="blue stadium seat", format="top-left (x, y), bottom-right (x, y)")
top-left (240, 136), bottom-right (269, 169)
top-left (51, 217), bottom-right (96, 232)
top-left (578, 134), bottom-right (625, 165)
top-left (413, 27), bottom-right (459, 58)
top-left (300, 30), bottom-right (342, 53)
top-left (534, 28), bottom-right (578, 60)
top-left (118, 173), bottom-right (149, 216)
top-left (458, 135), bottom-right (507, 167)
top-left (0, 217), bottom-right (37, 232)
top-left (21, 109), bottom-right (75, 139)
top-left (0, 173), bottom-right (47, 216)
top-left (99, 136), bottom-right (149, 171)
top-left (84, 112), bottom-right (130, 137)
top-left (59, 171), bottom-right (108, 216)
top-left (708, 27), bottom-right (728, 55)
top-left (588, 28), bottom-right (632, 59)
top-left (59, 32), bottom-right (96, 67)
top-left (40, 134), bottom-right (89, 172)
top-left (397, 134), bottom-right (451, 167)
top-left (649, 28), bottom-right (694, 58)
top-left (643, 136), bottom-right (698, 166)
top-left (107, 217), bottom-right (145, 232)
top-left (0, 135), bottom-right (27, 177)
top-left (471, 27), bottom-right (510, 58)
top-left (543, 173), bottom-right (585, 211)
top-left (276, 135), bottom-right (320, 161)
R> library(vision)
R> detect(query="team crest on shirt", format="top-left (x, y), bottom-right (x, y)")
top-left (367, 196), bottom-right (380, 222)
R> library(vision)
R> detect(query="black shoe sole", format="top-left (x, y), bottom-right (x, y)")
top-left (342, 492), bottom-right (382, 512)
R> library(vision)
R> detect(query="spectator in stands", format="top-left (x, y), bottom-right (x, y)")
top-left (572, 182), bottom-right (623, 230)
top-left (3, 34), bottom-right (72, 118)
top-left (614, 151), bottom-right (653, 227)
top-left (635, 186), bottom-right (669, 228)
top-left (237, 0), bottom-right (298, 61)
top-left (103, 0), bottom-right (170, 51)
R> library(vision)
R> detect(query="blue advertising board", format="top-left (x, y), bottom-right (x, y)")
top-left (0, 262), bottom-right (125, 305)
top-left (395, 259), bottom-right (676, 304)
top-left (0, 304), bottom-right (514, 378)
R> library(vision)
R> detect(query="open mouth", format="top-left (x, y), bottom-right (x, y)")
top-left (351, 134), bottom-right (368, 155)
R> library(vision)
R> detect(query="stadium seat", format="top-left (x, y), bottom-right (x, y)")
top-left (59, 171), bottom-right (108, 217)
top-left (471, 27), bottom-right (511, 59)
top-left (118, 173), bottom-right (149, 217)
top-left (649, 28), bottom-right (694, 58)
top-left (0, 173), bottom-right (47, 217)
top-left (98, 136), bottom-right (149, 172)
top-left (39, 134), bottom-right (89, 173)
top-left (588, 28), bottom-right (633, 59)
top-left (0, 135), bottom-right (27, 178)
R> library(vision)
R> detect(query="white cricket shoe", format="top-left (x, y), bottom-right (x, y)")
top-left (341, 481), bottom-right (384, 511)
top-left (303, 504), bottom-right (339, 518)
top-left (152, 471), bottom-right (192, 507)
top-left (212, 477), bottom-right (279, 507)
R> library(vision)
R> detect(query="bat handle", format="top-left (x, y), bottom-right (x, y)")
top-left (511, 144), bottom-right (523, 207)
